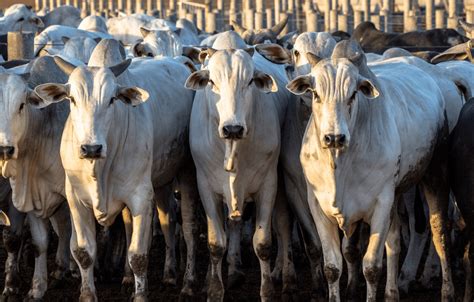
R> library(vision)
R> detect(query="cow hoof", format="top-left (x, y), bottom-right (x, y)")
top-left (0, 294), bottom-right (20, 302)
top-left (121, 276), bottom-right (134, 295)
top-left (131, 293), bottom-right (148, 302)
top-left (227, 271), bottom-right (245, 289)
top-left (79, 290), bottom-right (97, 302)
top-left (162, 272), bottom-right (177, 287)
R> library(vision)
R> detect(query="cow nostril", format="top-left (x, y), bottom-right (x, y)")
top-left (223, 126), bottom-right (230, 137)
top-left (337, 134), bottom-right (346, 145)
top-left (223, 125), bottom-right (244, 139)
top-left (324, 135), bottom-right (334, 146)
top-left (6, 147), bottom-right (14, 156)
top-left (95, 145), bottom-right (103, 153)
top-left (80, 145), bottom-right (88, 154)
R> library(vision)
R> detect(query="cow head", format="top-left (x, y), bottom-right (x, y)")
top-left (287, 52), bottom-right (379, 151)
top-left (185, 48), bottom-right (277, 141)
top-left (0, 4), bottom-right (44, 34)
top-left (132, 27), bottom-right (183, 58)
top-left (60, 36), bottom-right (100, 64)
top-left (231, 16), bottom-right (288, 45)
top-left (0, 72), bottom-right (39, 160)
top-left (34, 57), bottom-right (149, 160)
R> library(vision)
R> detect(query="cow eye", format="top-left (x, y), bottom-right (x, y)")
top-left (69, 96), bottom-right (76, 105)
top-left (312, 90), bottom-right (321, 103)
top-left (348, 91), bottom-right (357, 105)
top-left (109, 97), bottom-right (115, 105)
top-left (19, 103), bottom-right (25, 113)
top-left (17, 17), bottom-right (24, 22)
top-left (294, 50), bottom-right (299, 57)
top-left (248, 79), bottom-right (253, 87)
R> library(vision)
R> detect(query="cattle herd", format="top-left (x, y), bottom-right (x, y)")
top-left (2, 2), bottom-right (474, 302)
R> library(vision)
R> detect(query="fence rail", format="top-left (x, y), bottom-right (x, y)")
top-left (31, 0), bottom-right (468, 34)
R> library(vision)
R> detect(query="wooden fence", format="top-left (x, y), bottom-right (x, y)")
top-left (32, 0), bottom-right (468, 34)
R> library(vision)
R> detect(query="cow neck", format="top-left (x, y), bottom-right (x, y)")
top-left (5, 102), bottom-right (68, 218)
top-left (305, 94), bottom-right (372, 234)
top-left (207, 88), bottom-right (259, 221)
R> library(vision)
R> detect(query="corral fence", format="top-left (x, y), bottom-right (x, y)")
top-left (30, 0), bottom-right (472, 34)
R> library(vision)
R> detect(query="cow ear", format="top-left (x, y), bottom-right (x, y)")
top-left (358, 77), bottom-right (379, 99)
top-left (29, 16), bottom-right (44, 28)
top-left (286, 75), bottom-right (312, 95)
top-left (185, 70), bottom-right (210, 90)
top-left (116, 86), bottom-right (150, 106)
top-left (33, 83), bottom-right (71, 108)
top-left (253, 70), bottom-right (278, 93)
top-left (255, 43), bottom-right (292, 64)
top-left (140, 27), bottom-right (152, 37)
top-left (182, 46), bottom-right (201, 64)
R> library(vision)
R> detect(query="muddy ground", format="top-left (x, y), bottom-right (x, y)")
top-left (0, 220), bottom-right (460, 302)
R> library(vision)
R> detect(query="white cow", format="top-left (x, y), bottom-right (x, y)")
top-left (107, 14), bottom-right (175, 45)
top-left (34, 39), bottom-right (198, 301)
top-left (286, 40), bottom-right (456, 301)
top-left (0, 4), bottom-right (44, 34)
top-left (34, 25), bottom-right (111, 57)
top-left (185, 31), bottom-right (292, 299)
top-left (131, 27), bottom-right (182, 58)
top-left (43, 36), bottom-right (99, 64)
top-left (0, 56), bottom-right (72, 300)
top-left (78, 15), bottom-right (109, 34)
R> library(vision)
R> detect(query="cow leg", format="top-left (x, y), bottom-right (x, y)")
top-left (398, 189), bottom-right (429, 295)
top-left (307, 189), bottom-right (342, 302)
top-left (463, 242), bottom-right (471, 302)
top-left (155, 185), bottom-right (177, 286)
top-left (49, 202), bottom-right (71, 285)
top-left (198, 181), bottom-right (225, 302)
top-left (69, 197), bottom-right (97, 301)
top-left (127, 192), bottom-right (153, 301)
top-left (121, 207), bottom-right (134, 292)
top-left (419, 238), bottom-right (440, 288)
top-left (363, 189), bottom-right (395, 302)
top-left (272, 188), bottom-right (297, 299)
top-left (177, 167), bottom-right (199, 298)
top-left (342, 225), bottom-right (361, 301)
top-left (26, 214), bottom-right (49, 300)
top-left (2, 203), bottom-right (25, 298)
top-left (421, 182), bottom-right (454, 299)
top-left (227, 218), bottom-right (244, 289)
top-left (254, 176), bottom-right (277, 302)
top-left (284, 174), bottom-right (324, 298)
top-left (384, 208), bottom-right (400, 301)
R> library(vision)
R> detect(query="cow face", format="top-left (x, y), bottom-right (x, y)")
top-left (0, 4), bottom-right (44, 34)
top-left (293, 32), bottom-right (336, 77)
top-left (132, 27), bottom-right (183, 58)
top-left (185, 49), bottom-right (277, 140)
top-left (287, 57), bottom-right (379, 151)
top-left (0, 73), bottom-right (36, 160)
top-left (34, 58), bottom-right (149, 160)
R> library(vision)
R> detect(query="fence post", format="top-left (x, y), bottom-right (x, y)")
top-left (338, 14), bottom-right (349, 32)
top-left (354, 10), bottom-right (363, 28)
top-left (381, 9), bottom-right (392, 32)
top-left (435, 7), bottom-right (445, 28)
top-left (274, 0), bottom-right (281, 23)
top-left (81, 0), bottom-right (88, 17)
top-left (206, 11), bottom-right (217, 33)
top-left (425, 0), bottom-right (434, 29)
top-left (324, 0), bottom-right (331, 31)
top-left (405, 10), bottom-right (418, 31)
top-left (7, 32), bottom-right (34, 61)
top-left (255, 0), bottom-right (264, 29)
top-left (196, 9), bottom-right (204, 31)
top-left (447, 0), bottom-right (457, 28)
top-left (330, 9), bottom-right (337, 31)
top-left (363, 0), bottom-right (371, 21)
top-left (266, 8), bottom-right (273, 27)
top-left (306, 10), bottom-right (319, 32)
top-left (245, 9), bottom-right (255, 29)
top-left (229, 0), bottom-right (238, 23)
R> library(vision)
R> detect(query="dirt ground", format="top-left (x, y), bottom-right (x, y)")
top-left (0, 219), bottom-right (458, 302)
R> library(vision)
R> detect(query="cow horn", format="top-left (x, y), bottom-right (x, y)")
top-left (459, 19), bottom-right (474, 34)
top-left (231, 20), bottom-right (247, 35)
top-left (53, 56), bottom-right (77, 76)
top-left (0, 211), bottom-right (10, 226)
top-left (110, 59), bottom-right (132, 77)
top-left (306, 52), bottom-right (323, 67)
top-left (270, 15), bottom-right (288, 36)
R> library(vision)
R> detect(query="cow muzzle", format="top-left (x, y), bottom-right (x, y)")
top-left (80, 144), bottom-right (103, 159)
top-left (322, 134), bottom-right (347, 149)
top-left (0, 146), bottom-right (15, 160)
top-left (222, 125), bottom-right (245, 140)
